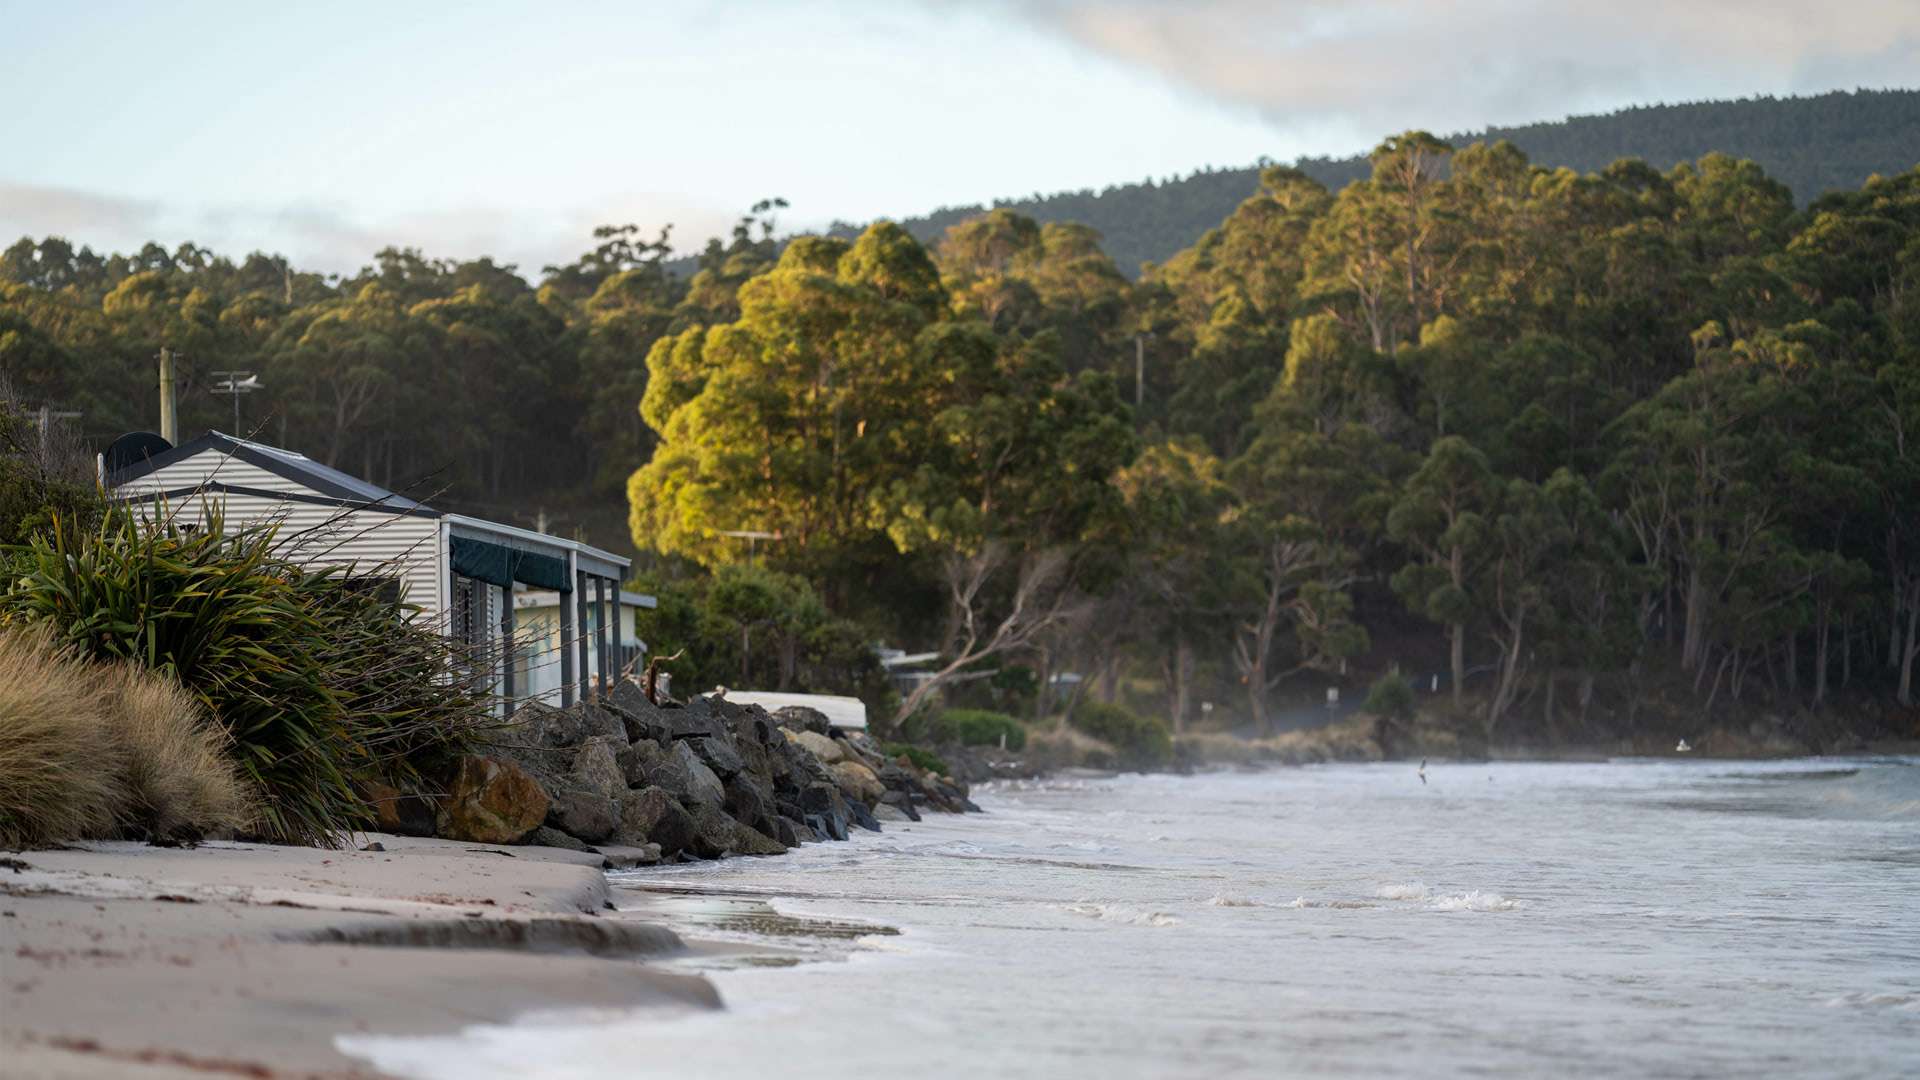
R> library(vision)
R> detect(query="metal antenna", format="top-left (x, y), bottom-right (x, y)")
top-left (210, 371), bottom-right (264, 434)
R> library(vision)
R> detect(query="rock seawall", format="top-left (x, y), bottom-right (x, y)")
top-left (426, 679), bottom-right (978, 861)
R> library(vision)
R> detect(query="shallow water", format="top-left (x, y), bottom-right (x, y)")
top-left (340, 758), bottom-right (1920, 1078)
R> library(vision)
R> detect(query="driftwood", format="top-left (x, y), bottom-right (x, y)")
top-left (643, 648), bottom-right (684, 706)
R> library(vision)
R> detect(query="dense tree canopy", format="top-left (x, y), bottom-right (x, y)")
top-left (6, 117), bottom-right (1919, 742)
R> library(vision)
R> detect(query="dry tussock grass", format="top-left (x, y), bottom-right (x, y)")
top-left (0, 629), bottom-right (256, 849)
top-left (0, 628), bottom-right (124, 848)
top-left (1176, 716), bottom-right (1384, 767)
top-left (105, 663), bottom-right (255, 840)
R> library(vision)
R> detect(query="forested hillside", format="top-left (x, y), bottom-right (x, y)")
top-left (631, 139), bottom-right (1920, 743)
top-left (861, 89), bottom-right (1920, 275)
top-left (5, 118), bottom-right (1920, 749)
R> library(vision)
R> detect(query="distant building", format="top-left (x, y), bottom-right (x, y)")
top-left (108, 430), bottom-right (642, 709)
top-left (511, 588), bottom-right (656, 702)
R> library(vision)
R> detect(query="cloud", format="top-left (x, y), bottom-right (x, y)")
top-left (0, 183), bottom-right (163, 239)
top-left (992, 0), bottom-right (1920, 146)
top-left (0, 183), bottom-right (747, 278)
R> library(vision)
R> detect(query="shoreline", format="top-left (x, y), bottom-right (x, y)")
top-left (0, 835), bottom-right (720, 1078)
top-left (7, 751), bottom-right (1913, 1077)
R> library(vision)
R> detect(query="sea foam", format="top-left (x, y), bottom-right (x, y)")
top-left (1061, 902), bottom-right (1182, 927)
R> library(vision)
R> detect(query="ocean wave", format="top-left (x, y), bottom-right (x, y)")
top-left (1825, 991), bottom-right (1920, 1012)
top-left (1426, 890), bottom-right (1524, 912)
top-left (1280, 897), bottom-right (1378, 910)
top-left (1373, 883), bottom-right (1523, 910)
top-left (1060, 903), bottom-right (1182, 927)
top-left (1205, 893), bottom-right (1271, 907)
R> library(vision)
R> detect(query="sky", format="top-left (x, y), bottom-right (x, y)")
top-left (3, 0), bottom-right (1916, 277)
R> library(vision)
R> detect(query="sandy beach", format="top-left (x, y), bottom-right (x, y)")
top-left (0, 837), bottom-right (719, 1078)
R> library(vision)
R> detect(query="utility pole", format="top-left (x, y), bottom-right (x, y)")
top-left (157, 347), bottom-right (178, 444)
top-left (34, 405), bottom-right (82, 457)
top-left (718, 528), bottom-right (777, 565)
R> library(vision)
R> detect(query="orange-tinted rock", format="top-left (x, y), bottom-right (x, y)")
top-left (435, 756), bottom-right (550, 844)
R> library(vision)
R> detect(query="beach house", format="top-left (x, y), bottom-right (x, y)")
top-left (107, 430), bottom-right (636, 708)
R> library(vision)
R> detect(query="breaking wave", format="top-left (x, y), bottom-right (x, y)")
top-left (1374, 883), bottom-right (1523, 911)
top-left (1061, 903), bottom-right (1182, 927)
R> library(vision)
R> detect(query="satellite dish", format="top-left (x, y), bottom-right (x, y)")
top-left (103, 431), bottom-right (173, 480)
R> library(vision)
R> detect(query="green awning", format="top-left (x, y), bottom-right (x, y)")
top-left (450, 536), bottom-right (570, 592)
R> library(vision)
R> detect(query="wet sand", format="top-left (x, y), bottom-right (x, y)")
top-left (0, 836), bottom-right (719, 1078)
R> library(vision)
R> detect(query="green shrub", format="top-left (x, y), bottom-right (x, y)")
top-left (928, 708), bottom-right (1026, 750)
top-left (1364, 667), bottom-right (1417, 724)
top-left (1070, 701), bottom-right (1173, 769)
top-left (0, 394), bottom-right (106, 548)
top-left (882, 742), bottom-right (950, 777)
top-left (0, 507), bottom-right (489, 845)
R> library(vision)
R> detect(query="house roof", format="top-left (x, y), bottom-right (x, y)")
top-left (110, 431), bottom-right (631, 580)
top-left (110, 431), bottom-right (434, 514)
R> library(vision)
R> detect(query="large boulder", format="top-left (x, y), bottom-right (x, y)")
top-left (787, 728), bottom-right (844, 764)
top-left (731, 821), bottom-right (787, 856)
top-left (546, 790), bottom-right (617, 843)
top-left (647, 741), bottom-right (726, 810)
top-left (773, 816), bottom-right (810, 846)
top-left (844, 797), bottom-right (881, 833)
top-left (572, 736), bottom-right (627, 800)
top-left (690, 735), bottom-right (746, 780)
top-left (772, 705), bottom-right (832, 735)
top-left (498, 701), bottom-right (590, 751)
top-left (618, 786), bottom-right (696, 855)
top-left (437, 756), bottom-right (549, 844)
top-left (534, 735), bottom-right (625, 843)
top-left (362, 780), bottom-right (436, 837)
top-left (572, 702), bottom-right (629, 743)
top-left (799, 781), bottom-right (851, 840)
top-left (616, 738), bottom-right (666, 788)
top-left (526, 825), bottom-right (595, 852)
top-left (608, 680), bottom-right (674, 744)
top-left (829, 760), bottom-right (886, 805)
top-left (686, 803), bottom-right (745, 859)
top-left (723, 772), bottom-right (780, 838)
top-left (879, 789), bottom-right (921, 821)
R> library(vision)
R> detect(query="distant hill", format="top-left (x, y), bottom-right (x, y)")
top-left (824, 89), bottom-right (1920, 277)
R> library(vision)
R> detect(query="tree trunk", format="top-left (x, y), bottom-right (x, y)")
top-left (1449, 621), bottom-right (1465, 709)
top-left (1033, 645), bottom-right (1053, 725)
top-left (1174, 638), bottom-right (1192, 734)
top-left (1682, 565), bottom-right (1707, 671)
top-left (1899, 597), bottom-right (1919, 707)
top-left (1248, 652), bottom-right (1269, 737)
top-left (1815, 615), bottom-right (1830, 706)
top-left (776, 631), bottom-right (797, 691)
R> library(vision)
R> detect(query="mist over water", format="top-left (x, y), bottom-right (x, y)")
top-left (342, 759), bottom-right (1920, 1079)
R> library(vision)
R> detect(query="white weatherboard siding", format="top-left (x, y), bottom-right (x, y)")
top-left (114, 449), bottom-right (298, 495)
top-left (117, 452), bottom-right (446, 621)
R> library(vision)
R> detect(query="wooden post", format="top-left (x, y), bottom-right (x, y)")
top-left (594, 576), bottom-right (610, 694)
top-left (609, 583), bottom-right (624, 685)
top-left (499, 583), bottom-right (515, 705)
top-left (558, 561), bottom-right (576, 708)
top-left (576, 569), bottom-right (591, 702)
top-left (157, 347), bottom-right (178, 443)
